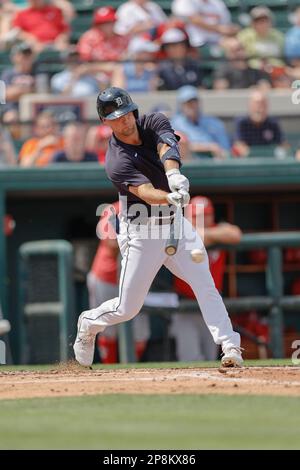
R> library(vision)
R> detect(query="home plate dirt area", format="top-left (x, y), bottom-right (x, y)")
top-left (1, 364), bottom-right (300, 399)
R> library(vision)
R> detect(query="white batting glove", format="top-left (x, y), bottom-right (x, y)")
top-left (166, 169), bottom-right (190, 193)
top-left (178, 189), bottom-right (190, 207)
top-left (167, 191), bottom-right (190, 208)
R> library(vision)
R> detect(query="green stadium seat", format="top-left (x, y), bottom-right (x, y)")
top-left (71, 14), bottom-right (93, 41)
top-left (0, 51), bottom-right (11, 74)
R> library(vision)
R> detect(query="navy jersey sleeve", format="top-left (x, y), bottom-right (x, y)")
top-left (106, 151), bottom-right (150, 192)
top-left (142, 113), bottom-right (178, 145)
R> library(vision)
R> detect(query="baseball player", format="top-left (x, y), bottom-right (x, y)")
top-left (73, 86), bottom-right (243, 368)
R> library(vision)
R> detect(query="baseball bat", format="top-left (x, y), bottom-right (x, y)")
top-left (165, 204), bottom-right (182, 256)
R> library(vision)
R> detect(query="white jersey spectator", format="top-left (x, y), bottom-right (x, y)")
top-left (172, 0), bottom-right (237, 47)
top-left (115, 0), bottom-right (167, 36)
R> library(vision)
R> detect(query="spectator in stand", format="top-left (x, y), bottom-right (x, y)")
top-left (19, 110), bottom-right (64, 167)
top-left (213, 38), bottom-right (272, 90)
top-left (111, 36), bottom-right (159, 92)
top-left (171, 195), bottom-right (242, 361)
top-left (0, 125), bottom-right (17, 166)
top-left (12, 0), bottom-right (70, 53)
top-left (88, 201), bottom-right (150, 363)
top-left (0, 0), bottom-right (19, 49)
top-left (171, 0), bottom-right (240, 47)
top-left (52, 123), bottom-right (98, 164)
top-left (86, 125), bottom-right (112, 165)
top-left (233, 90), bottom-right (287, 158)
top-left (157, 27), bottom-right (205, 90)
top-left (171, 85), bottom-right (231, 159)
top-left (238, 7), bottom-right (284, 71)
top-left (115, 0), bottom-right (167, 37)
top-left (283, 8), bottom-right (300, 85)
top-left (78, 6), bottom-right (129, 63)
top-left (1, 42), bottom-right (36, 115)
top-left (51, 48), bottom-right (100, 97)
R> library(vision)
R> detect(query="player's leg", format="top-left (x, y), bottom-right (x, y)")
top-left (164, 217), bottom-right (243, 366)
top-left (86, 272), bottom-right (118, 363)
top-left (74, 223), bottom-right (167, 365)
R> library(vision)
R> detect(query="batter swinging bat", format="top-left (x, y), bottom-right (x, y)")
top-left (165, 204), bottom-right (182, 256)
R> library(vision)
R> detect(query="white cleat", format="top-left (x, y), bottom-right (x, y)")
top-left (73, 312), bottom-right (95, 367)
top-left (221, 346), bottom-right (244, 368)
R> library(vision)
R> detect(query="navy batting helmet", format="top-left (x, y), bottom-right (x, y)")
top-left (96, 87), bottom-right (138, 120)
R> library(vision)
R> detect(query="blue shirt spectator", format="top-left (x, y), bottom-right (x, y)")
top-left (171, 85), bottom-right (231, 159)
top-left (285, 8), bottom-right (300, 64)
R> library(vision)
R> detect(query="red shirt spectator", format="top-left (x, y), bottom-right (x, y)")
top-left (78, 6), bottom-right (129, 62)
top-left (90, 202), bottom-right (120, 285)
top-left (13, 1), bottom-right (69, 44)
top-left (174, 195), bottom-right (242, 297)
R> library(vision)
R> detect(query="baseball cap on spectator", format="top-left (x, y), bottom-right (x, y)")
top-left (161, 28), bottom-right (187, 45)
top-left (177, 85), bottom-right (199, 104)
top-left (188, 196), bottom-right (214, 217)
top-left (10, 42), bottom-right (33, 56)
top-left (93, 6), bottom-right (117, 25)
top-left (127, 36), bottom-right (159, 56)
top-left (250, 6), bottom-right (272, 21)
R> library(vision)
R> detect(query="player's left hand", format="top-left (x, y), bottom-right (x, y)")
top-left (166, 169), bottom-right (190, 193)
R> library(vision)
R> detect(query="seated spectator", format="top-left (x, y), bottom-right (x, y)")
top-left (54, 0), bottom-right (75, 23)
top-left (0, 125), bottom-right (17, 166)
top-left (285, 6), bottom-right (300, 66)
top-left (78, 7), bottom-right (129, 63)
top-left (238, 7), bottom-right (284, 71)
top-left (115, 0), bottom-right (167, 37)
top-left (1, 42), bottom-right (36, 115)
top-left (19, 110), bottom-right (64, 167)
top-left (233, 90), bottom-right (287, 157)
top-left (52, 123), bottom-right (98, 163)
top-left (51, 48), bottom-right (100, 97)
top-left (0, 0), bottom-right (19, 49)
top-left (12, 0), bottom-right (70, 53)
top-left (213, 38), bottom-right (272, 90)
top-left (171, 195), bottom-right (242, 361)
top-left (111, 36), bottom-right (159, 92)
top-left (171, 0), bottom-right (240, 47)
top-left (86, 125), bottom-right (112, 164)
top-left (157, 28), bottom-right (205, 90)
top-left (171, 85), bottom-right (231, 159)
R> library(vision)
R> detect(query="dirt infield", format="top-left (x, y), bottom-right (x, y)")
top-left (0, 364), bottom-right (300, 399)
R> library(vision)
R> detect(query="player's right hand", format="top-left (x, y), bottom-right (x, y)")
top-left (167, 191), bottom-right (190, 207)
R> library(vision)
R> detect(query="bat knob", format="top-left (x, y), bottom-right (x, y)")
top-left (165, 245), bottom-right (177, 256)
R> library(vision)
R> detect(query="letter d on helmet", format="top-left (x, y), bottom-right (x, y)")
top-left (97, 87), bottom-right (139, 121)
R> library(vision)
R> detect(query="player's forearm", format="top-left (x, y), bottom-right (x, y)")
top-left (129, 183), bottom-right (169, 205)
top-left (164, 159), bottom-right (180, 172)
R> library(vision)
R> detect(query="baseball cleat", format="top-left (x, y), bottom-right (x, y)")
top-left (73, 312), bottom-right (95, 367)
top-left (221, 346), bottom-right (244, 368)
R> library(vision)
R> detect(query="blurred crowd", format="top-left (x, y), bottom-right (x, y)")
top-left (1, 0), bottom-right (300, 165)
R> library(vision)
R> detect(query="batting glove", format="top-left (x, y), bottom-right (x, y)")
top-left (166, 169), bottom-right (190, 193)
top-left (167, 190), bottom-right (190, 208)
